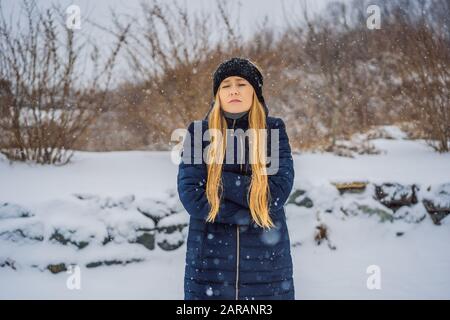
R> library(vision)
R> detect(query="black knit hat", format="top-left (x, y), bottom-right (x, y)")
top-left (204, 57), bottom-right (268, 120)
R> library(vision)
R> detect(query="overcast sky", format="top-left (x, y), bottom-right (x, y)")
top-left (2, 0), bottom-right (353, 38)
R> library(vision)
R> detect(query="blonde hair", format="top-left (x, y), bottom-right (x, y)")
top-left (205, 88), bottom-right (274, 229)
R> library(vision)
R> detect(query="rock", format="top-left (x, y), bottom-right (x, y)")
top-left (135, 232), bottom-right (155, 250)
top-left (392, 205), bottom-right (426, 223)
top-left (358, 204), bottom-right (394, 222)
top-left (0, 258), bottom-right (17, 270)
top-left (0, 203), bottom-right (33, 219)
top-left (332, 181), bottom-right (368, 195)
top-left (98, 195), bottom-right (135, 210)
top-left (156, 227), bottom-right (186, 251)
top-left (423, 183), bottom-right (450, 225)
top-left (102, 234), bottom-right (114, 245)
top-left (47, 263), bottom-right (67, 274)
top-left (49, 229), bottom-right (90, 249)
top-left (287, 189), bottom-right (314, 208)
top-left (85, 261), bottom-right (102, 268)
top-left (374, 183), bottom-right (419, 211)
top-left (85, 258), bottom-right (143, 269)
top-left (72, 193), bottom-right (99, 201)
top-left (166, 189), bottom-right (186, 213)
top-left (341, 199), bottom-right (426, 224)
top-left (341, 202), bottom-right (394, 223)
top-left (296, 196), bottom-right (314, 208)
top-left (0, 223), bottom-right (44, 242)
top-left (157, 239), bottom-right (184, 251)
top-left (137, 198), bottom-right (172, 225)
top-left (157, 223), bottom-right (188, 234)
top-left (134, 197), bottom-right (188, 251)
top-left (423, 203), bottom-right (450, 225)
top-left (73, 193), bottom-right (135, 210)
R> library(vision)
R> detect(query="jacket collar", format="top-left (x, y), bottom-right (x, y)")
top-left (222, 110), bottom-right (250, 128)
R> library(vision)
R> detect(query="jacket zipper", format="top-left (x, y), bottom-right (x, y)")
top-left (231, 118), bottom-right (243, 173)
top-left (236, 224), bottom-right (240, 300)
top-left (231, 118), bottom-right (240, 300)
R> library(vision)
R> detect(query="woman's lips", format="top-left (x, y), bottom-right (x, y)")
top-left (229, 100), bottom-right (242, 103)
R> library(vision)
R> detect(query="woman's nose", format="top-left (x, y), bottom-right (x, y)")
top-left (229, 85), bottom-right (240, 95)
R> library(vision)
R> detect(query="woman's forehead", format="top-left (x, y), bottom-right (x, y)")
top-left (222, 76), bottom-right (248, 83)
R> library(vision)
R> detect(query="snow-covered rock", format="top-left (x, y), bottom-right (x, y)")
top-left (0, 203), bottom-right (34, 219)
top-left (422, 183), bottom-right (450, 225)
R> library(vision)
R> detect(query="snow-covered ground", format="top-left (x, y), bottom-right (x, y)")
top-left (1, 126), bottom-right (449, 299)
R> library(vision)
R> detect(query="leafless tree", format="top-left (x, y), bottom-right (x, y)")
top-left (0, 0), bottom-right (129, 164)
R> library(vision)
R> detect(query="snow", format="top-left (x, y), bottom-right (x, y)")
top-left (0, 251), bottom-right (184, 299)
top-left (0, 151), bottom-right (176, 204)
top-left (0, 128), bottom-right (450, 299)
top-left (289, 207), bottom-right (450, 299)
top-left (297, 137), bottom-right (450, 186)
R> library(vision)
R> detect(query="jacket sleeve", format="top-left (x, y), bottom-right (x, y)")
top-left (177, 121), bottom-right (252, 225)
top-left (221, 118), bottom-right (295, 218)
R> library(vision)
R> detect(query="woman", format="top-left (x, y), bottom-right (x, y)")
top-left (177, 57), bottom-right (295, 300)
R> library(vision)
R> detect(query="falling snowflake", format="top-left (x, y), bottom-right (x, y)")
top-left (281, 280), bottom-right (291, 290)
top-left (261, 228), bottom-right (281, 245)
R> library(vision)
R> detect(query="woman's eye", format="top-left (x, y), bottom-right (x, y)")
top-left (222, 84), bottom-right (245, 88)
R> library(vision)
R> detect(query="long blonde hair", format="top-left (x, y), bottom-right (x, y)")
top-left (205, 90), bottom-right (274, 229)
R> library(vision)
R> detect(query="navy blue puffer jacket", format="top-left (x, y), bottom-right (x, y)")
top-left (177, 112), bottom-right (295, 300)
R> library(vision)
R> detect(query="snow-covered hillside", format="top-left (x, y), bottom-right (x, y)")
top-left (0, 126), bottom-right (449, 299)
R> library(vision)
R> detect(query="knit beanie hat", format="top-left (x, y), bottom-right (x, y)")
top-left (204, 57), bottom-right (268, 120)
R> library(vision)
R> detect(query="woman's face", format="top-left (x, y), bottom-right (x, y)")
top-left (218, 76), bottom-right (254, 113)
